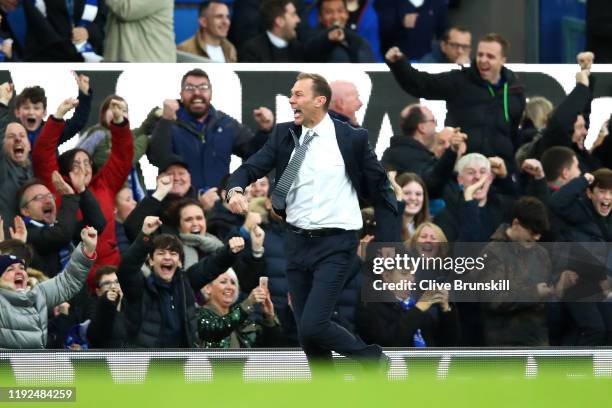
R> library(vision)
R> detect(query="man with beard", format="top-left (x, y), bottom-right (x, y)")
top-left (0, 118), bottom-right (32, 235)
top-left (0, 75), bottom-right (91, 147)
top-left (149, 68), bottom-right (275, 194)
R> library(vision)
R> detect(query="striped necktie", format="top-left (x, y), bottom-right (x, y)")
top-left (271, 130), bottom-right (316, 210)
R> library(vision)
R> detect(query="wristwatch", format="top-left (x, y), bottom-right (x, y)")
top-left (225, 187), bottom-right (244, 204)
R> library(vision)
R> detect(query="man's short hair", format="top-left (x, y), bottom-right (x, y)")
top-left (15, 86), bottom-right (47, 110)
top-left (198, 0), bottom-right (226, 17)
top-left (317, 0), bottom-right (348, 12)
top-left (442, 26), bottom-right (470, 42)
top-left (455, 152), bottom-right (490, 174)
top-left (93, 265), bottom-right (118, 288)
top-left (181, 68), bottom-right (211, 89)
top-left (15, 178), bottom-right (46, 210)
top-left (261, 0), bottom-right (292, 31)
top-left (590, 168), bottom-right (612, 191)
top-left (399, 104), bottom-right (425, 137)
top-left (479, 32), bottom-right (510, 57)
top-left (541, 146), bottom-right (576, 182)
top-left (512, 196), bottom-right (549, 235)
top-left (149, 234), bottom-right (185, 265)
top-left (296, 72), bottom-right (332, 110)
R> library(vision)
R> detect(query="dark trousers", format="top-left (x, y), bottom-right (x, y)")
top-left (284, 229), bottom-right (381, 363)
top-left (565, 302), bottom-right (612, 346)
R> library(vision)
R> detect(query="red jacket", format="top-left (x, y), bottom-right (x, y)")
top-left (33, 117), bottom-right (134, 286)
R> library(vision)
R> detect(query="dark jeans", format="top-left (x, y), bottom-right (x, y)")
top-left (284, 229), bottom-right (381, 363)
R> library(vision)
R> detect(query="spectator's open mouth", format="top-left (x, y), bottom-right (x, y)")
top-left (190, 227), bottom-right (201, 234)
top-left (13, 272), bottom-right (26, 290)
top-left (598, 200), bottom-right (611, 215)
top-left (26, 117), bottom-right (37, 126)
top-left (160, 263), bottom-right (175, 274)
top-left (12, 145), bottom-right (25, 159)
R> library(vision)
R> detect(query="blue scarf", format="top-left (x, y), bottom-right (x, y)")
top-left (399, 297), bottom-right (427, 348)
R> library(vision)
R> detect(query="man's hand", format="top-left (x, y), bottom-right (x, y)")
top-left (556, 270), bottom-right (578, 297)
top-left (162, 99), bottom-right (179, 120)
top-left (253, 107), bottom-right (274, 132)
top-left (54, 302), bottom-right (71, 316)
top-left (110, 99), bottom-right (127, 124)
top-left (142, 216), bottom-right (162, 236)
top-left (385, 46), bottom-right (404, 63)
top-left (1, 38), bottom-right (12, 60)
top-left (250, 225), bottom-right (265, 253)
top-left (536, 282), bottom-right (555, 299)
top-left (521, 158), bottom-right (545, 180)
top-left (9, 216), bottom-right (27, 243)
top-left (52, 170), bottom-right (76, 195)
top-left (577, 51), bottom-right (594, 72)
top-left (0, 82), bottom-right (14, 106)
top-left (489, 156), bottom-right (507, 179)
top-left (228, 190), bottom-right (248, 214)
top-left (584, 173), bottom-right (594, 185)
top-left (449, 129), bottom-right (468, 153)
top-left (80, 226), bottom-right (98, 257)
top-left (106, 289), bottom-right (119, 303)
top-left (69, 168), bottom-right (86, 193)
top-left (54, 98), bottom-right (79, 120)
top-left (72, 27), bottom-right (89, 44)
top-left (403, 13), bottom-right (418, 28)
top-left (152, 174), bottom-right (173, 201)
top-left (576, 70), bottom-right (589, 87)
top-left (387, 171), bottom-right (402, 200)
top-left (74, 72), bottom-right (90, 95)
top-left (416, 290), bottom-right (445, 312)
top-left (198, 187), bottom-right (219, 211)
top-left (464, 175), bottom-right (488, 202)
top-left (228, 236), bottom-right (245, 253)
top-left (243, 211), bottom-right (262, 232)
top-left (328, 27), bottom-right (345, 43)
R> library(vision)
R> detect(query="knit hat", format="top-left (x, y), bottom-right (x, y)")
top-left (0, 254), bottom-right (25, 274)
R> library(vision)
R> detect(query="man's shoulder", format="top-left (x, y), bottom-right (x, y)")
top-left (177, 35), bottom-right (198, 52)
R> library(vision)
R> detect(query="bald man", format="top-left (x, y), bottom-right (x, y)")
top-left (329, 80), bottom-right (363, 127)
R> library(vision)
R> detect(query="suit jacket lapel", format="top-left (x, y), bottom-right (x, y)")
top-left (278, 123), bottom-right (300, 177)
top-left (334, 120), bottom-right (356, 182)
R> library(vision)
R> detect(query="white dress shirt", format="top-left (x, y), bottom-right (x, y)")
top-left (266, 31), bottom-right (289, 49)
top-left (285, 114), bottom-right (363, 230)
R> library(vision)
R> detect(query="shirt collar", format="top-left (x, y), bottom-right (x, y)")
top-left (266, 31), bottom-right (289, 48)
top-left (302, 113), bottom-right (334, 140)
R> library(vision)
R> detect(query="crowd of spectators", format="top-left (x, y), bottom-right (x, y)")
top-left (0, 0), bottom-right (466, 63)
top-left (0, 2), bottom-right (611, 351)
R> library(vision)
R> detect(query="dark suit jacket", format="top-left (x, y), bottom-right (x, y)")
top-left (239, 33), bottom-right (304, 63)
top-left (227, 118), bottom-right (400, 242)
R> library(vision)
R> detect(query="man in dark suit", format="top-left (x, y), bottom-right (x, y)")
top-left (226, 73), bottom-right (398, 368)
top-left (239, 0), bottom-right (304, 63)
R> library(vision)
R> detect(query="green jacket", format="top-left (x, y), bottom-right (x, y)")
top-left (197, 301), bottom-right (282, 348)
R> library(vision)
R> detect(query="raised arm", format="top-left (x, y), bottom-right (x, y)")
top-left (39, 227), bottom-right (97, 309)
top-left (386, 47), bottom-right (457, 100)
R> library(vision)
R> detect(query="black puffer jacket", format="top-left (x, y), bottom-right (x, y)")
top-left (387, 59), bottom-right (525, 172)
top-left (117, 232), bottom-right (237, 348)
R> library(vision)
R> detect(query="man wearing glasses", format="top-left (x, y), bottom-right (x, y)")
top-left (16, 177), bottom-right (105, 279)
top-left (386, 32), bottom-right (526, 174)
top-left (149, 68), bottom-right (276, 195)
top-left (420, 26), bottom-right (472, 64)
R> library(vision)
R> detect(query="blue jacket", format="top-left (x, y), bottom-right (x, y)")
top-left (149, 105), bottom-right (269, 192)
